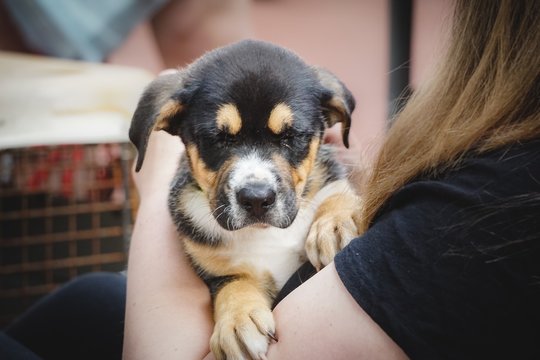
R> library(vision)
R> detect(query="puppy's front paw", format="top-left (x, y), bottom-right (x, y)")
top-left (210, 300), bottom-right (276, 360)
top-left (305, 194), bottom-right (360, 270)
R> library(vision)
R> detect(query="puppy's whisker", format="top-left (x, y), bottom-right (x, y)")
top-left (212, 205), bottom-right (229, 224)
top-left (211, 204), bottom-right (227, 218)
top-left (197, 206), bottom-right (223, 226)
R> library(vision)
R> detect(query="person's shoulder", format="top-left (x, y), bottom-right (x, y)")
top-left (336, 138), bottom-right (540, 360)
top-left (417, 138), bottom-right (540, 197)
top-left (468, 138), bottom-right (540, 174)
top-left (446, 138), bottom-right (540, 198)
top-left (379, 138), bottom-right (540, 219)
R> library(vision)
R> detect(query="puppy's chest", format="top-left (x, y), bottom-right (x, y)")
top-left (175, 174), bottom-right (352, 289)
top-left (218, 212), bottom-right (313, 289)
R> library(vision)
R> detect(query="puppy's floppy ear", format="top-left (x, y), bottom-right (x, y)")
top-left (129, 71), bottom-right (189, 172)
top-left (314, 67), bottom-right (356, 148)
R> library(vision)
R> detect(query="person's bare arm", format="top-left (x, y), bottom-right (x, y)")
top-left (123, 131), bottom-right (213, 360)
top-left (123, 121), bottom-right (407, 360)
top-left (267, 262), bottom-right (408, 359)
top-left (200, 262), bottom-right (408, 360)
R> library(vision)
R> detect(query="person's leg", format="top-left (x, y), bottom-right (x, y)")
top-left (5, 272), bottom-right (126, 360)
top-left (0, 332), bottom-right (42, 360)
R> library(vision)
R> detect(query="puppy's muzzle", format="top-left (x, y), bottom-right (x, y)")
top-left (236, 182), bottom-right (276, 218)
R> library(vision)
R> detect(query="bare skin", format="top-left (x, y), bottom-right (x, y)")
top-left (123, 132), bottom-right (213, 360)
top-left (124, 130), bottom-right (408, 360)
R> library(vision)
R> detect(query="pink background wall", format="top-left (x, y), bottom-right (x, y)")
top-left (252, 0), bottom-right (453, 158)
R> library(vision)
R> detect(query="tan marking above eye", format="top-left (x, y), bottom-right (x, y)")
top-left (268, 103), bottom-right (293, 134)
top-left (216, 103), bottom-right (242, 135)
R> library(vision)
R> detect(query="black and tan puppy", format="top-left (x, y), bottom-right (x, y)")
top-left (130, 40), bottom-right (361, 360)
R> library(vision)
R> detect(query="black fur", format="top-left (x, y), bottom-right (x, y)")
top-left (129, 40), bottom-right (358, 359)
top-left (130, 38), bottom-right (357, 240)
top-left (168, 143), bottom-right (346, 247)
top-left (175, 41), bottom-right (327, 170)
top-left (130, 40), bottom-right (355, 173)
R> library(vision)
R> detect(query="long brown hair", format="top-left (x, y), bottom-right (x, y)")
top-left (360, 0), bottom-right (540, 232)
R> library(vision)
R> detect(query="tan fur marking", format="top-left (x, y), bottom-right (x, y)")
top-left (186, 145), bottom-right (217, 193)
top-left (271, 153), bottom-right (294, 187)
top-left (291, 138), bottom-right (320, 193)
top-left (210, 275), bottom-right (276, 359)
top-left (305, 184), bottom-right (361, 270)
top-left (303, 161), bottom-right (328, 201)
top-left (183, 239), bottom-right (238, 276)
top-left (154, 100), bottom-right (183, 131)
top-left (208, 156), bottom-right (237, 210)
top-left (183, 240), bottom-right (278, 296)
top-left (267, 103), bottom-right (293, 134)
top-left (216, 103), bottom-right (242, 135)
top-left (214, 278), bottom-right (273, 317)
top-left (314, 190), bottom-right (359, 220)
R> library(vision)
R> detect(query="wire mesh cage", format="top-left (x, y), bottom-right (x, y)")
top-left (0, 143), bottom-right (136, 327)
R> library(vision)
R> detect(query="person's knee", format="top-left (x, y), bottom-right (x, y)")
top-left (61, 272), bottom-right (126, 306)
top-left (66, 272), bottom-right (126, 291)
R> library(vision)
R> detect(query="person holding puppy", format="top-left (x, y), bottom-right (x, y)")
top-left (125, 0), bottom-right (539, 359)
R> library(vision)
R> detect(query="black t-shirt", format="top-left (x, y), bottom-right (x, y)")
top-left (335, 139), bottom-right (540, 359)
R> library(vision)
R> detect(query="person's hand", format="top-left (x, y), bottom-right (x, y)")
top-left (131, 130), bottom-right (184, 202)
top-left (125, 124), bottom-right (212, 360)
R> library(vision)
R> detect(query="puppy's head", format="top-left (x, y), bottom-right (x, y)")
top-left (130, 40), bottom-right (355, 231)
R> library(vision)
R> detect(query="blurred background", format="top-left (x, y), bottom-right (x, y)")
top-left (0, 0), bottom-right (452, 326)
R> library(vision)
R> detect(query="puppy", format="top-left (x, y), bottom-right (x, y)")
top-left (130, 40), bottom-right (361, 360)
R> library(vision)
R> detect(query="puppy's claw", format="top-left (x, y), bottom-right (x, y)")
top-left (267, 331), bottom-right (278, 342)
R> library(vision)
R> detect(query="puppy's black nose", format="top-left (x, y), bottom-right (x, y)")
top-left (236, 184), bottom-right (276, 218)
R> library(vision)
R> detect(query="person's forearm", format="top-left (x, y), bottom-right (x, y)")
top-left (266, 263), bottom-right (408, 359)
top-left (123, 195), bottom-right (213, 360)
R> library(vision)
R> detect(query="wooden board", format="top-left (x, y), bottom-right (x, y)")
top-left (0, 51), bottom-right (154, 149)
